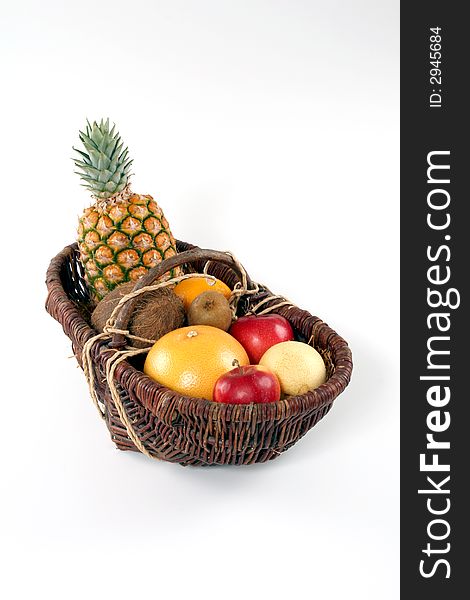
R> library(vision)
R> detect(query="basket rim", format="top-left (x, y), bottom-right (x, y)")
top-left (46, 241), bottom-right (353, 424)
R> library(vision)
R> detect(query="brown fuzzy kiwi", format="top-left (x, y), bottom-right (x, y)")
top-left (91, 281), bottom-right (185, 348)
top-left (187, 290), bottom-right (233, 331)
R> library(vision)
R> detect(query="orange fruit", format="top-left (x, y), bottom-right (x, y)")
top-left (173, 277), bottom-right (231, 311)
top-left (143, 325), bottom-right (249, 400)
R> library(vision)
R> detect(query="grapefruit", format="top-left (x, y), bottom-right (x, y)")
top-left (143, 325), bottom-right (249, 400)
top-left (259, 341), bottom-right (327, 396)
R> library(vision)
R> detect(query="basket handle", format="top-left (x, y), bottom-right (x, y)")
top-left (110, 247), bottom-right (254, 349)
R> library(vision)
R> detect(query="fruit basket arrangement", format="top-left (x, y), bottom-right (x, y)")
top-left (45, 119), bottom-right (353, 466)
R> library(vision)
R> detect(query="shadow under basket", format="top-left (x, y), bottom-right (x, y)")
top-left (45, 240), bottom-right (353, 466)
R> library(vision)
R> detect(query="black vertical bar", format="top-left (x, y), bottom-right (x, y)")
top-left (401, 2), bottom-right (468, 597)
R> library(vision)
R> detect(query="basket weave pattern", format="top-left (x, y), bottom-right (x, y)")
top-left (46, 241), bottom-right (353, 466)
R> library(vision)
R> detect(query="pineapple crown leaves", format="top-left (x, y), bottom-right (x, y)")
top-left (73, 118), bottom-right (133, 199)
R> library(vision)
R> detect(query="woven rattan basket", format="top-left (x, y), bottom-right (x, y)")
top-left (46, 240), bottom-right (353, 466)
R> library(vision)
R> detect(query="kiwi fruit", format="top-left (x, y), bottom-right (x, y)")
top-left (187, 290), bottom-right (233, 331)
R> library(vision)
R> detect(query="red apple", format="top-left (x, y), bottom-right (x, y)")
top-left (213, 362), bottom-right (281, 404)
top-left (229, 314), bottom-right (294, 363)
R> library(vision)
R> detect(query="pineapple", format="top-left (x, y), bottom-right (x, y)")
top-left (74, 119), bottom-right (181, 302)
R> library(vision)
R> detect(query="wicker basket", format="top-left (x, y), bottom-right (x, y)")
top-left (45, 240), bottom-right (353, 466)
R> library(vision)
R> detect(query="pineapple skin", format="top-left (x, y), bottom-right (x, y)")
top-left (78, 191), bottom-right (181, 302)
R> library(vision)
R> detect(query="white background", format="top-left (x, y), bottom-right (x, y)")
top-left (1, 1), bottom-right (399, 598)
